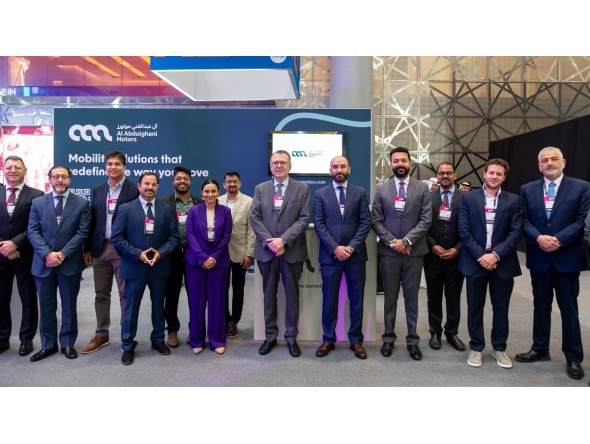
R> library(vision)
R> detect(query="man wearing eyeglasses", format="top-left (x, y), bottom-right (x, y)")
top-left (158, 166), bottom-right (203, 347)
top-left (81, 150), bottom-right (139, 354)
top-left (250, 150), bottom-right (310, 357)
top-left (111, 172), bottom-right (179, 365)
top-left (218, 171), bottom-right (254, 339)
top-left (27, 165), bottom-right (91, 361)
top-left (0, 156), bottom-right (44, 357)
top-left (423, 162), bottom-right (466, 352)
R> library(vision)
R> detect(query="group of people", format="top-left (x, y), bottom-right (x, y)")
top-left (0, 146), bottom-right (588, 384)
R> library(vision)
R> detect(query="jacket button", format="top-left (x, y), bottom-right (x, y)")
top-left (547, 223), bottom-right (551, 227)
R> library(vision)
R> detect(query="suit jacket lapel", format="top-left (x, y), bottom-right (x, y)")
top-left (0, 187), bottom-right (8, 219)
top-left (57, 194), bottom-right (75, 231)
top-left (278, 180), bottom-right (295, 218)
top-left (342, 184), bottom-right (356, 219)
top-left (477, 188), bottom-right (487, 231)
top-left (550, 175), bottom-right (570, 219)
top-left (492, 191), bottom-right (507, 234)
top-left (231, 193), bottom-right (243, 219)
top-left (326, 185), bottom-right (342, 219)
top-left (12, 185), bottom-right (30, 218)
top-left (402, 179), bottom-right (414, 216)
top-left (46, 194), bottom-right (59, 230)
top-left (534, 178), bottom-right (546, 220)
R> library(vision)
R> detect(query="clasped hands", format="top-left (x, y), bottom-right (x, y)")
top-left (333, 245), bottom-right (353, 261)
top-left (266, 238), bottom-right (285, 256)
top-left (0, 240), bottom-right (20, 260)
top-left (537, 235), bottom-right (560, 252)
top-left (478, 253), bottom-right (498, 270)
top-left (201, 257), bottom-right (217, 269)
top-left (431, 245), bottom-right (459, 260)
top-left (45, 251), bottom-right (65, 268)
top-left (139, 247), bottom-right (161, 266)
top-left (389, 239), bottom-right (412, 255)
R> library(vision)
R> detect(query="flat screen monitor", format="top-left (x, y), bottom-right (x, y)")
top-left (268, 131), bottom-right (347, 176)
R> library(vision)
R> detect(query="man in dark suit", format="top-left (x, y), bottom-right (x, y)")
top-left (81, 150), bottom-right (139, 354)
top-left (111, 172), bottom-right (179, 365)
top-left (371, 147), bottom-right (432, 361)
top-left (517, 147), bottom-right (590, 381)
top-left (423, 161), bottom-right (466, 352)
top-left (0, 156), bottom-right (44, 357)
top-left (27, 165), bottom-right (91, 361)
top-left (250, 150), bottom-right (310, 357)
top-left (458, 158), bottom-right (523, 369)
top-left (313, 156), bottom-right (371, 359)
top-left (158, 166), bottom-right (202, 347)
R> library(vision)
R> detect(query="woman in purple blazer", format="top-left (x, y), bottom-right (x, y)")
top-left (185, 180), bottom-right (232, 354)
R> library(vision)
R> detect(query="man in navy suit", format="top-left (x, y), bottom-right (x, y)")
top-left (423, 162), bottom-right (466, 352)
top-left (517, 147), bottom-right (590, 381)
top-left (0, 156), bottom-right (44, 357)
top-left (313, 156), bottom-right (371, 360)
top-left (81, 150), bottom-right (139, 354)
top-left (458, 159), bottom-right (523, 369)
top-left (27, 165), bottom-right (91, 361)
top-left (111, 172), bottom-right (179, 365)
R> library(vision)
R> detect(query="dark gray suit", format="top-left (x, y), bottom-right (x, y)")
top-left (250, 178), bottom-right (310, 341)
top-left (371, 176), bottom-right (432, 346)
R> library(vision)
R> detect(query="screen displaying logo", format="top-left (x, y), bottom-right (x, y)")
top-left (69, 124), bottom-right (112, 142)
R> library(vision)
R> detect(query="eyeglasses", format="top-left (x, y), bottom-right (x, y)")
top-left (50, 174), bottom-right (70, 180)
top-left (141, 182), bottom-right (159, 188)
top-left (271, 161), bottom-right (289, 167)
top-left (436, 171), bottom-right (455, 176)
top-left (224, 180), bottom-right (240, 185)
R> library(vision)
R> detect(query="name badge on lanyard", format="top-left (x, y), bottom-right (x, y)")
top-left (544, 196), bottom-right (555, 213)
top-left (144, 218), bottom-right (154, 234)
top-left (395, 196), bottom-right (406, 210)
top-left (6, 202), bottom-right (15, 216)
top-left (177, 211), bottom-right (187, 226)
top-left (339, 204), bottom-right (345, 215)
top-left (485, 207), bottom-right (496, 224)
top-left (207, 227), bottom-right (214, 242)
top-left (274, 195), bottom-right (283, 209)
top-left (439, 205), bottom-right (451, 221)
top-left (107, 198), bottom-right (117, 214)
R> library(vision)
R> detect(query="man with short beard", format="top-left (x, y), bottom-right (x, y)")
top-left (28, 165), bottom-right (91, 361)
top-left (371, 147), bottom-right (432, 361)
top-left (314, 156), bottom-right (371, 359)
top-left (158, 166), bottom-right (203, 347)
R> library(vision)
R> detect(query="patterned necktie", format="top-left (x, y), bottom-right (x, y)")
top-left (546, 182), bottom-right (555, 219)
top-left (337, 186), bottom-right (345, 205)
top-left (398, 181), bottom-right (406, 199)
top-left (146, 202), bottom-right (154, 219)
top-left (275, 183), bottom-right (283, 197)
top-left (55, 196), bottom-right (64, 217)
top-left (442, 191), bottom-right (449, 207)
top-left (7, 188), bottom-right (17, 204)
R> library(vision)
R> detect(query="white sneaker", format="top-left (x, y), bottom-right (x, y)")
top-left (492, 350), bottom-right (513, 368)
top-left (467, 350), bottom-right (483, 367)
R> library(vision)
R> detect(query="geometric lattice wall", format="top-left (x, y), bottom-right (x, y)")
top-left (278, 56), bottom-right (590, 186)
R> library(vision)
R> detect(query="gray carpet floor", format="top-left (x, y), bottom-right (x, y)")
top-left (1, 252), bottom-right (589, 387)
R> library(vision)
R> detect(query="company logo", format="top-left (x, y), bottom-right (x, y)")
top-left (69, 124), bottom-right (112, 142)
top-left (291, 151), bottom-right (307, 157)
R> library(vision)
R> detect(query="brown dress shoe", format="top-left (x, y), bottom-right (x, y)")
top-left (167, 332), bottom-right (179, 348)
top-left (227, 322), bottom-right (238, 339)
top-left (350, 344), bottom-right (367, 360)
top-left (316, 342), bottom-right (335, 357)
top-left (81, 335), bottom-right (110, 354)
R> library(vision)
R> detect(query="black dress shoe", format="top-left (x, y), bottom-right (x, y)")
top-left (30, 346), bottom-right (59, 362)
top-left (61, 346), bottom-right (78, 359)
top-left (151, 342), bottom-right (171, 355)
top-left (258, 339), bottom-right (277, 355)
top-left (567, 361), bottom-right (584, 380)
top-left (287, 341), bottom-right (301, 358)
top-left (18, 341), bottom-right (34, 356)
top-left (381, 342), bottom-right (394, 357)
top-left (0, 342), bottom-right (9, 355)
top-left (515, 349), bottom-right (551, 363)
top-left (407, 345), bottom-right (422, 361)
top-left (445, 334), bottom-right (466, 351)
top-left (429, 333), bottom-right (441, 350)
top-left (121, 350), bottom-right (134, 365)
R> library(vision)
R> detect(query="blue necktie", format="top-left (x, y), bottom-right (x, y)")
top-left (398, 181), bottom-right (405, 199)
top-left (55, 196), bottom-right (64, 217)
top-left (337, 186), bottom-right (345, 205)
top-left (146, 202), bottom-right (154, 219)
top-left (546, 182), bottom-right (555, 219)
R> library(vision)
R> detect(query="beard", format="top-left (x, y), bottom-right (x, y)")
top-left (392, 166), bottom-right (410, 179)
top-left (332, 172), bottom-right (348, 184)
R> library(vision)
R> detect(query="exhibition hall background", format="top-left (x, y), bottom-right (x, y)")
top-left (3, 56), bottom-right (590, 187)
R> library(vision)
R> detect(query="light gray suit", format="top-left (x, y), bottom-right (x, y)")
top-left (218, 192), bottom-right (255, 262)
top-left (371, 176), bottom-right (432, 345)
top-left (250, 178), bottom-right (310, 341)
